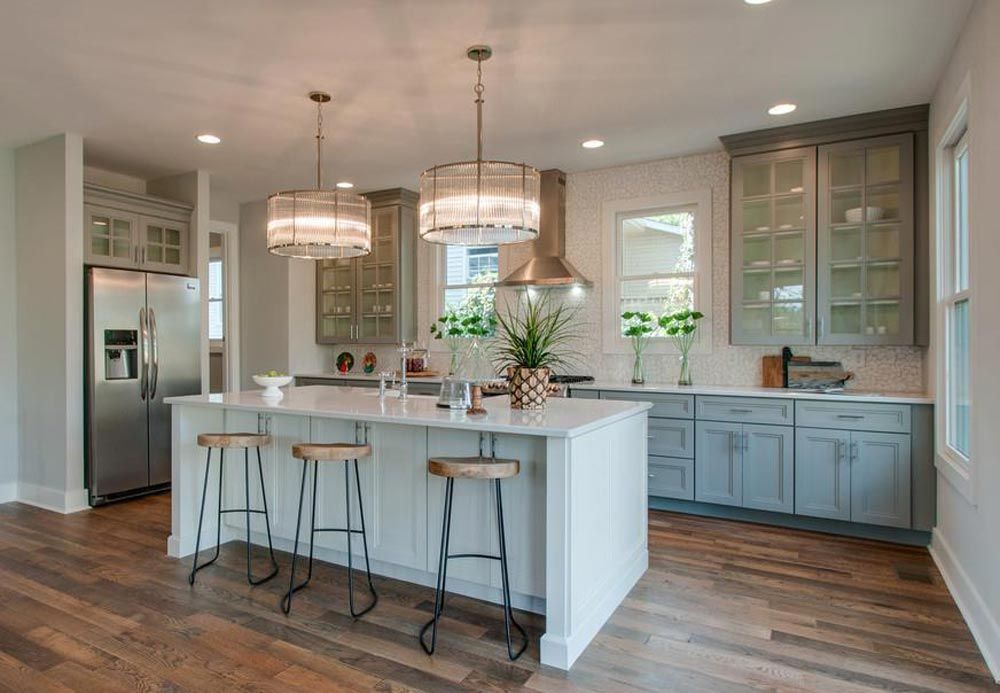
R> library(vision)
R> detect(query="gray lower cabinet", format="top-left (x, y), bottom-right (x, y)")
top-left (648, 456), bottom-right (694, 501)
top-left (742, 424), bottom-right (794, 513)
top-left (696, 421), bottom-right (793, 513)
top-left (795, 427), bottom-right (851, 521)
top-left (695, 421), bottom-right (743, 507)
top-left (795, 427), bottom-right (910, 528)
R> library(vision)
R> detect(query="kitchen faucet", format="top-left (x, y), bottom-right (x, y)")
top-left (397, 342), bottom-right (412, 401)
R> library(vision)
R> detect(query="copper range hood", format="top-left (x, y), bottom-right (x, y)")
top-left (498, 169), bottom-right (591, 288)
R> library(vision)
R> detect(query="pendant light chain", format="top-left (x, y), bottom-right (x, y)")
top-left (474, 53), bottom-right (484, 229)
top-left (315, 98), bottom-right (325, 189)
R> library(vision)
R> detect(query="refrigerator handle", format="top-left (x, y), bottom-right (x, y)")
top-left (139, 307), bottom-right (148, 401)
top-left (149, 307), bottom-right (159, 399)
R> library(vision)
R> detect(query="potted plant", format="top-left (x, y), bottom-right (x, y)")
top-left (430, 308), bottom-right (497, 375)
top-left (494, 292), bottom-right (580, 410)
top-left (658, 309), bottom-right (704, 386)
top-left (622, 311), bottom-right (656, 384)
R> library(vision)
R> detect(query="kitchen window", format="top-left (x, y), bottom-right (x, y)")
top-left (602, 190), bottom-right (713, 353)
top-left (440, 244), bottom-right (498, 314)
top-left (208, 257), bottom-right (225, 341)
top-left (935, 92), bottom-right (973, 502)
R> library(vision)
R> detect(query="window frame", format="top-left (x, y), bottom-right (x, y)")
top-left (934, 90), bottom-right (975, 504)
top-left (208, 256), bottom-right (225, 343)
top-left (431, 243), bottom-right (501, 351)
top-left (602, 190), bottom-right (713, 354)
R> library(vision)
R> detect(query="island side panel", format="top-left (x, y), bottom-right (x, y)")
top-left (168, 404), bottom-right (225, 558)
top-left (540, 410), bottom-right (649, 670)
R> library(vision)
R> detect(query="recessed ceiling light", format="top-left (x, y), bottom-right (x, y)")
top-left (196, 134), bottom-right (222, 144)
top-left (767, 103), bottom-right (797, 116)
top-left (581, 139), bottom-right (605, 149)
top-left (745, 0), bottom-right (773, 5)
top-left (335, 181), bottom-right (354, 189)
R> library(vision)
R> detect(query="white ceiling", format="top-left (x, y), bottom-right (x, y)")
top-left (0, 0), bottom-right (972, 203)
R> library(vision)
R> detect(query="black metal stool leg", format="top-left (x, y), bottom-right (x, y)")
top-left (243, 447), bottom-right (279, 586)
top-left (189, 447), bottom-right (225, 585)
top-left (420, 477), bottom-right (455, 654)
top-left (495, 479), bottom-right (528, 660)
top-left (256, 446), bottom-right (279, 573)
top-left (345, 458), bottom-right (378, 618)
top-left (282, 458), bottom-right (312, 614)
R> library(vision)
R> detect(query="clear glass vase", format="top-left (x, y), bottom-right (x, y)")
top-left (631, 350), bottom-right (645, 385)
top-left (678, 351), bottom-right (692, 386)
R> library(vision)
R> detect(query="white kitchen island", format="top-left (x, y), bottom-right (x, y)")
top-left (165, 385), bottom-right (652, 670)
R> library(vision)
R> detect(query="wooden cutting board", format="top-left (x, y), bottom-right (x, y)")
top-left (761, 356), bottom-right (784, 388)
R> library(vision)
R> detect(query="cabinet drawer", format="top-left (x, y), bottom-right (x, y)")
top-left (600, 391), bottom-right (694, 419)
top-left (795, 400), bottom-right (911, 433)
top-left (696, 396), bottom-right (793, 425)
top-left (648, 457), bottom-right (694, 501)
top-left (648, 419), bottom-right (694, 459)
top-left (569, 388), bottom-right (600, 400)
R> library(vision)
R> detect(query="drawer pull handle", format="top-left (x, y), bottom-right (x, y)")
top-left (729, 408), bottom-right (753, 414)
top-left (836, 414), bottom-right (865, 420)
top-left (647, 435), bottom-right (656, 439)
top-left (648, 474), bottom-right (655, 479)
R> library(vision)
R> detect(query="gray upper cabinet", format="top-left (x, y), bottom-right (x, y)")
top-left (817, 134), bottom-right (915, 345)
top-left (731, 147), bottom-right (817, 345)
top-left (722, 107), bottom-right (927, 347)
top-left (84, 184), bottom-right (192, 276)
top-left (316, 189), bottom-right (418, 345)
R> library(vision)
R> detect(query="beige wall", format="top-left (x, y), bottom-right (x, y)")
top-left (927, 0), bottom-right (1000, 680)
top-left (0, 148), bottom-right (17, 501)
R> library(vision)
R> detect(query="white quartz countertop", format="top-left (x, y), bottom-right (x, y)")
top-left (570, 381), bottom-right (933, 405)
top-left (166, 385), bottom-right (652, 438)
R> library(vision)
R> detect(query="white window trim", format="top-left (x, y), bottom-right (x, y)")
top-left (933, 83), bottom-right (975, 505)
top-left (429, 244), bottom-right (503, 353)
top-left (601, 190), bottom-right (713, 355)
top-left (209, 220), bottom-right (240, 392)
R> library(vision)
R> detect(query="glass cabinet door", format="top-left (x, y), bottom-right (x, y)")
top-left (357, 207), bottom-right (399, 343)
top-left (817, 134), bottom-right (914, 345)
top-left (85, 205), bottom-right (139, 268)
top-left (731, 148), bottom-right (816, 345)
top-left (140, 216), bottom-right (189, 275)
top-left (317, 258), bottom-right (356, 343)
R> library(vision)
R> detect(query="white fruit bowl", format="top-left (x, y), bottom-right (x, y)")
top-left (252, 374), bottom-right (293, 399)
top-left (844, 206), bottom-right (884, 223)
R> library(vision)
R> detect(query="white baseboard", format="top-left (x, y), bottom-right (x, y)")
top-left (930, 528), bottom-right (1000, 682)
top-left (540, 547), bottom-right (649, 670)
top-left (0, 482), bottom-right (16, 504)
top-left (16, 483), bottom-right (90, 514)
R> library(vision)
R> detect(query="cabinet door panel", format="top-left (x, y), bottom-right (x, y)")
top-left (742, 425), bottom-right (794, 514)
top-left (140, 216), bottom-right (190, 275)
top-left (794, 427), bottom-right (851, 521)
top-left (85, 204), bottom-right (139, 269)
top-left (731, 148), bottom-right (817, 345)
top-left (648, 456), bottom-right (694, 501)
top-left (648, 418), bottom-right (694, 458)
top-left (851, 431), bottom-right (911, 528)
top-left (695, 421), bottom-right (743, 507)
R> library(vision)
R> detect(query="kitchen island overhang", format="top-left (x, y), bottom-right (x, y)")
top-left (165, 385), bottom-right (652, 670)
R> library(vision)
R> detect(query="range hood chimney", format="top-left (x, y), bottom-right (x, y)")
top-left (499, 169), bottom-right (591, 288)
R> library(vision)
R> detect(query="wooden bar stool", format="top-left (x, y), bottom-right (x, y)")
top-left (282, 442), bottom-right (378, 618)
top-left (420, 456), bottom-right (528, 661)
top-left (189, 433), bottom-right (279, 586)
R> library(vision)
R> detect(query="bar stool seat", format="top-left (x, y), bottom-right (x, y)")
top-left (197, 432), bottom-right (271, 448)
top-left (188, 433), bottom-right (278, 587)
top-left (427, 456), bottom-right (519, 480)
top-left (420, 455), bottom-right (528, 660)
top-left (282, 439), bottom-right (378, 618)
top-left (291, 443), bottom-right (371, 462)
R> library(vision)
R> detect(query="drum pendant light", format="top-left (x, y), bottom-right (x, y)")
top-left (418, 46), bottom-right (540, 246)
top-left (267, 91), bottom-right (372, 259)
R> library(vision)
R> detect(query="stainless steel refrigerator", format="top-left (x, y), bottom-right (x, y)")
top-left (85, 267), bottom-right (201, 505)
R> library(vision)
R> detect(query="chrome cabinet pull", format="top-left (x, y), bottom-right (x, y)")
top-left (729, 408), bottom-right (753, 414)
top-left (743, 432), bottom-right (750, 452)
top-left (850, 441), bottom-right (859, 462)
top-left (837, 440), bottom-right (846, 461)
top-left (837, 414), bottom-right (864, 420)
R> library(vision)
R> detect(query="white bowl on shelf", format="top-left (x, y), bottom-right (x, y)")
top-left (252, 374), bottom-right (293, 399)
top-left (844, 206), bottom-right (884, 223)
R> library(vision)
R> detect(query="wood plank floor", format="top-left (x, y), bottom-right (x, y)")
top-left (0, 493), bottom-right (994, 692)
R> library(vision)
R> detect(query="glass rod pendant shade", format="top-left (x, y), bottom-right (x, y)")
top-left (267, 91), bottom-right (371, 259)
top-left (419, 46), bottom-right (540, 246)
